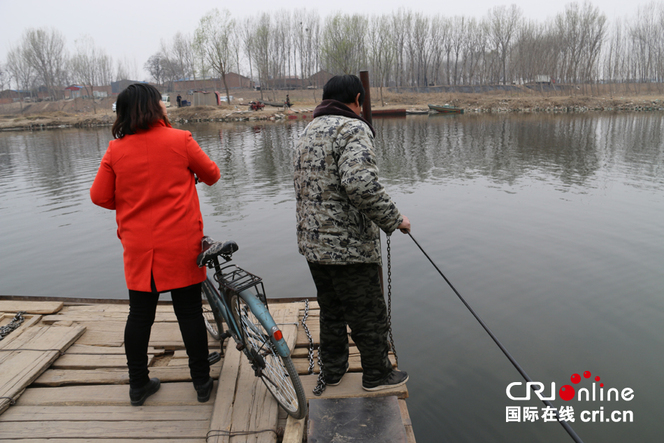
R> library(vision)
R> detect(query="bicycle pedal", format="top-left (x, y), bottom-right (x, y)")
top-left (236, 343), bottom-right (245, 351)
top-left (207, 352), bottom-right (222, 365)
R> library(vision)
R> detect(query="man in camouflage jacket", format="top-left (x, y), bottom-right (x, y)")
top-left (293, 75), bottom-right (411, 391)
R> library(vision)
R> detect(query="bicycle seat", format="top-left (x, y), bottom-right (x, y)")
top-left (197, 236), bottom-right (239, 268)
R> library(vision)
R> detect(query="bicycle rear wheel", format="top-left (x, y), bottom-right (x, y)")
top-left (230, 294), bottom-right (307, 419)
top-left (201, 277), bottom-right (222, 340)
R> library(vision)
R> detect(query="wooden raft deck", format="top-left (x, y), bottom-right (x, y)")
top-left (0, 299), bottom-right (415, 442)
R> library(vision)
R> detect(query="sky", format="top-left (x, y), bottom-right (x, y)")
top-left (0, 0), bottom-right (656, 81)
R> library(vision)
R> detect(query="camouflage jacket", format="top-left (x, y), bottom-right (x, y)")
top-left (293, 114), bottom-right (403, 265)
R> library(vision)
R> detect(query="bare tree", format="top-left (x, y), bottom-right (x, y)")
top-left (195, 8), bottom-right (237, 104)
top-left (116, 57), bottom-right (139, 81)
top-left (321, 13), bottom-right (368, 75)
top-left (294, 10), bottom-right (320, 89)
top-left (488, 5), bottom-right (522, 85)
top-left (6, 44), bottom-right (35, 106)
top-left (144, 54), bottom-right (165, 85)
top-left (0, 63), bottom-right (7, 91)
top-left (70, 36), bottom-right (111, 113)
top-left (159, 32), bottom-right (196, 91)
top-left (367, 14), bottom-right (395, 105)
top-left (239, 18), bottom-right (256, 87)
top-left (250, 14), bottom-right (271, 100)
top-left (22, 27), bottom-right (67, 99)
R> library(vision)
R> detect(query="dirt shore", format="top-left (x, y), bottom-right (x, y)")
top-left (1, 85), bottom-right (663, 132)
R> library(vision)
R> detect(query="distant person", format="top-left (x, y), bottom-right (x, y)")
top-left (90, 83), bottom-right (220, 406)
top-left (286, 94), bottom-right (291, 108)
top-left (293, 74), bottom-right (410, 391)
top-left (177, 94), bottom-right (182, 107)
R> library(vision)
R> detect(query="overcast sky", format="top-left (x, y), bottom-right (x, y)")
top-left (0, 0), bottom-right (656, 80)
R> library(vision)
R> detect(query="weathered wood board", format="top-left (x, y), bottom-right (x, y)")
top-left (0, 325), bottom-right (85, 414)
top-left (0, 300), bottom-right (63, 314)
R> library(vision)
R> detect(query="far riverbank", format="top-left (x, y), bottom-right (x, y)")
top-left (1, 84), bottom-right (663, 132)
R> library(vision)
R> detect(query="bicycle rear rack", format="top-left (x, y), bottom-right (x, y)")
top-left (215, 264), bottom-right (268, 305)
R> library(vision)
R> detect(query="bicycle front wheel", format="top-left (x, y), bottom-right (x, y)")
top-left (231, 294), bottom-right (307, 419)
top-left (201, 277), bottom-right (222, 340)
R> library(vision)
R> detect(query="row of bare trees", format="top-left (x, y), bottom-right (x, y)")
top-left (3, 28), bottom-right (138, 108)
top-left (5, 2), bottom-right (664, 107)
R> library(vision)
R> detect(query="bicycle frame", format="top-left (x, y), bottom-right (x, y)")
top-left (203, 260), bottom-right (291, 358)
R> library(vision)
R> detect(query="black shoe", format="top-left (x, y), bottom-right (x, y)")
top-left (362, 369), bottom-right (409, 392)
top-left (195, 378), bottom-right (214, 402)
top-left (324, 362), bottom-right (349, 387)
top-left (129, 378), bottom-right (160, 406)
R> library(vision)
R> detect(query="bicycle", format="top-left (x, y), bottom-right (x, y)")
top-left (196, 236), bottom-right (307, 419)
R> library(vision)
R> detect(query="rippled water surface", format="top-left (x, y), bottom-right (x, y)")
top-left (1, 113), bottom-right (663, 442)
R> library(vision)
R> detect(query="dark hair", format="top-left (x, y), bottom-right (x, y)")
top-left (322, 75), bottom-right (364, 106)
top-left (111, 83), bottom-right (170, 139)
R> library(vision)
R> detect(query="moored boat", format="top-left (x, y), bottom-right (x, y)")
top-left (428, 104), bottom-right (464, 114)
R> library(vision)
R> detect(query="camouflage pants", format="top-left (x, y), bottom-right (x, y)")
top-left (307, 262), bottom-right (392, 384)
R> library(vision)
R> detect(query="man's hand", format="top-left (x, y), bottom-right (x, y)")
top-left (398, 215), bottom-right (411, 234)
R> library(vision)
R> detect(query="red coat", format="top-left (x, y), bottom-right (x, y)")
top-left (90, 121), bottom-right (220, 292)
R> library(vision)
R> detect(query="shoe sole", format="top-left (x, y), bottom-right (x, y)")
top-left (362, 374), bottom-right (409, 392)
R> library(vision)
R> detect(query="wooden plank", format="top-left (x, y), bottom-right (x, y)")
top-left (34, 364), bottom-right (222, 386)
top-left (282, 416), bottom-right (305, 443)
top-left (208, 343), bottom-right (242, 443)
top-left (299, 373), bottom-right (408, 400)
top-left (0, 405), bottom-right (213, 422)
top-left (0, 420), bottom-right (209, 439)
top-left (16, 381), bottom-right (208, 406)
top-left (73, 321), bottom-right (218, 348)
top-left (0, 325), bottom-right (85, 414)
top-left (224, 304), bottom-right (300, 443)
top-left (51, 353), bottom-right (152, 369)
top-left (399, 399), bottom-right (417, 443)
top-left (6, 440), bottom-right (205, 443)
top-left (65, 344), bottom-right (163, 356)
top-left (42, 311), bottom-right (178, 324)
top-left (293, 352), bottom-right (396, 375)
top-left (228, 356), bottom-right (278, 443)
top-left (0, 300), bottom-right (63, 314)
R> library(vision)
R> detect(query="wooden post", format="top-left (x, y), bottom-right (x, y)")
top-left (359, 70), bottom-right (372, 126)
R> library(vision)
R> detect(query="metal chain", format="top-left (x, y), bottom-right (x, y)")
top-left (0, 312), bottom-right (25, 341)
top-left (312, 349), bottom-right (326, 396)
top-left (301, 299), bottom-right (315, 374)
top-left (386, 235), bottom-right (399, 366)
top-left (302, 299), bottom-right (327, 396)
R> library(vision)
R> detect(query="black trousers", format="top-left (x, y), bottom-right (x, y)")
top-left (125, 282), bottom-right (209, 389)
top-left (307, 262), bottom-right (392, 384)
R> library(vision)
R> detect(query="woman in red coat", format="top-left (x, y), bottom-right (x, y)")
top-left (91, 84), bottom-right (220, 406)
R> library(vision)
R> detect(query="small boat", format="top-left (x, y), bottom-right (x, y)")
top-left (406, 108), bottom-right (429, 115)
top-left (371, 108), bottom-right (406, 117)
top-left (263, 101), bottom-right (292, 108)
top-left (428, 104), bottom-right (464, 114)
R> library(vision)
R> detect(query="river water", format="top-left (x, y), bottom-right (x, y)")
top-left (1, 113), bottom-right (662, 442)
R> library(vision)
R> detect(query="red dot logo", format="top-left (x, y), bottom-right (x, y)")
top-left (571, 374), bottom-right (581, 384)
top-left (559, 385), bottom-right (576, 401)
top-left (584, 371), bottom-right (591, 379)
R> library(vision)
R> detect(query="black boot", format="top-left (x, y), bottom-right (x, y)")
top-left (195, 378), bottom-right (214, 402)
top-left (129, 378), bottom-right (160, 406)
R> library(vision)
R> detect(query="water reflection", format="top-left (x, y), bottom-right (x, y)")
top-left (1, 113), bottom-right (663, 442)
top-left (373, 113), bottom-right (664, 190)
